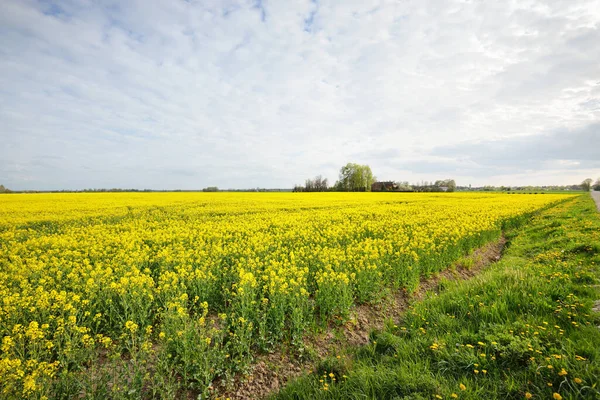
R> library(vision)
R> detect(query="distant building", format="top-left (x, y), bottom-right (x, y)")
top-left (371, 181), bottom-right (397, 192)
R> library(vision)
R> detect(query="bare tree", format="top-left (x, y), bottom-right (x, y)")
top-left (302, 175), bottom-right (329, 192)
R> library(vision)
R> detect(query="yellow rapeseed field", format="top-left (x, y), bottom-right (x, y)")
top-left (0, 192), bottom-right (570, 398)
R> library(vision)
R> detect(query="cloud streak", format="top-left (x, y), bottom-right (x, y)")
top-left (1, 0), bottom-right (599, 190)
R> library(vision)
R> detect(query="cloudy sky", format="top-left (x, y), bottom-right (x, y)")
top-left (1, 0), bottom-right (599, 190)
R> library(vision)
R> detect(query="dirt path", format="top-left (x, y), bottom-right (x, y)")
top-left (592, 191), bottom-right (600, 212)
top-left (217, 237), bottom-right (505, 400)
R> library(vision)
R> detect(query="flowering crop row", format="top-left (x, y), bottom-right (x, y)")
top-left (0, 192), bottom-right (569, 398)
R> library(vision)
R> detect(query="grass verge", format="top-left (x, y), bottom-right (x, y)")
top-left (272, 195), bottom-right (600, 400)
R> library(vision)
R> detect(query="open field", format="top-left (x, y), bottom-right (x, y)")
top-left (274, 195), bottom-right (600, 400)
top-left (0, 192), bottom-right (576, 398)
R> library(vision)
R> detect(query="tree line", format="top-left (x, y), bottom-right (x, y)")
top-left (2, 176), bottom-right (597, 195)
top-left (294, 163), bottom-right (376, 192)
top-left (294, 163), bottom-right (458, 192)
top-left (412, 179), bottom-right (456, 192)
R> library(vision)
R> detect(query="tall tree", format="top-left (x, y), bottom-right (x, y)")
top-left (444, 179), bottom-right (456, 192)
top-left (593, 178), bottom-right (600, 191)
top-left (336, 163), bottom-right (376, 191)
top-left (581, 178), bottom-right (593, 191)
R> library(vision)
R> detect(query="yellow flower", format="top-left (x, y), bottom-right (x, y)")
top-left (459, 383), bottom-right (466, 391)
top-left (574, 378), bottom-right (582, 384)
top-left (557, 369), bottom-right (567, 376)
top-left (525, 393), bottom-right (532, 399)
top-left (1, 336), bottom-right (14, 352)
top-left (22, 374), bottom-right (36, 394)
top-left (552, 393), bottom-right (562, 400)
top-left (125, 320), bottom-right (138, 333)
top-left (100, 336), bottom-right (112, 348)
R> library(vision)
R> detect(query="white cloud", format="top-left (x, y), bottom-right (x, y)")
top-left (1, 0), bottom-right (599, 190)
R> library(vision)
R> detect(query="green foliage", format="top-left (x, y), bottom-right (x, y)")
top-left (335, 163), bottom-right (376, 192)
top-left (581, 178), bottom-right (593, 191)
top-left (434, 179), bottom-right (457, 192)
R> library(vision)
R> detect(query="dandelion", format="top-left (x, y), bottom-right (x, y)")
top-left (553, 393), bottom-right (562, 400)
top-left (460, 383), bottom-right (466, 391)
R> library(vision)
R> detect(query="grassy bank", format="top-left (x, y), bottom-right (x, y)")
top-left (273, 195), bottom-right (600, 400)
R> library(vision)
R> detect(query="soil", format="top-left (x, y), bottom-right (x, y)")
top-left (216, 236), bottom-right (506, 400)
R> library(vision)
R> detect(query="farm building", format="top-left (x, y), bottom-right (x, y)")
top-left (371, 181), bottom-right (398, 192)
